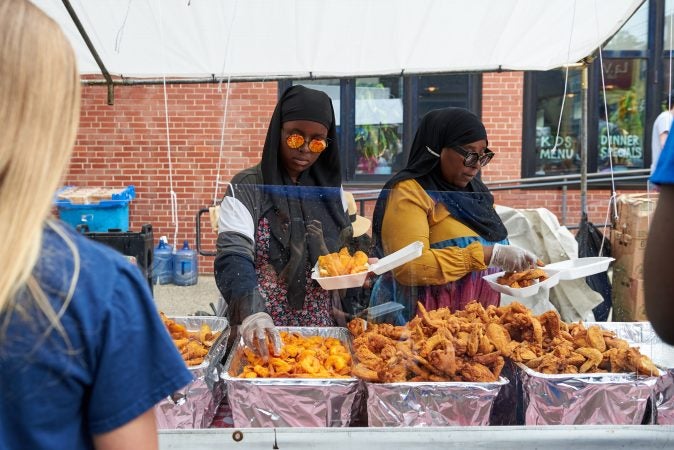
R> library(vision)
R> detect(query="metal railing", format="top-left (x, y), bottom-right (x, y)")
top-left (350, 168), bottom-right (652, 227)
top-left (197, 168), bottom-right (652, 256)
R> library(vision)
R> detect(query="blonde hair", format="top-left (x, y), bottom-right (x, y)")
top-left (0, 0), bottom-right (81, 333)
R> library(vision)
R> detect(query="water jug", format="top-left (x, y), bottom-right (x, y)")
top-left (173, 240), bottom-right (198, 286)
top-left (152, 236), bottom-right (173, 285)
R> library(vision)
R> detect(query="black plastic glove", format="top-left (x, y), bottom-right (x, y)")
top-left (239, 312), bottom-right (282, 361)
top-left (307, 219), bottom-right (329, 256)
top-left (489, 243), bottom-right (538, 272)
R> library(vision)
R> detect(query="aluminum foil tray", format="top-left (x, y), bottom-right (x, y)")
top-left (155, 316), bottom-right (230, 429)
top-left (512, 321), bottom-right (672, 425)
top-left (222, 326), bottom-right (362, 428)
top-left (588, 322), bottom-right (674, 425)
top-left (365, 377), bottom-right (508, 427)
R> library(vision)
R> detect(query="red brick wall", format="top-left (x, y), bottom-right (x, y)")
top-left (67, 82), bottom-right (278, 273)
top-left (66, 76), bottom-right (647, 274)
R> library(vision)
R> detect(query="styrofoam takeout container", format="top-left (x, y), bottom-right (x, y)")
top-left (312, 241), bottom-right (424, 290)
top-left (544, 257), bottom-right (614, 280)
top-left (483, 268), bottom-right (561, 298)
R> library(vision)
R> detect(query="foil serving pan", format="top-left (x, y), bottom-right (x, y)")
top-left (365, 377), bottom-right (507, 427)
top-left (511, 321), bottom-right (671, 425)
top-left (155, 316), bottom-right (230, 429)
top-left (591, 321), bottom-right (674, 425)
top-left (222, 326), bottom-right (362, 428)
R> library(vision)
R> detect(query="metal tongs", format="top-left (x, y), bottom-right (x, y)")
top-left (355, 302), bottom-right (404, 322)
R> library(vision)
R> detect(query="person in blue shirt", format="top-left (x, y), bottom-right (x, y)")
top-left (645, 123), bottom-right (674, 344)
top-left (0, 2), bottom-right (193, 449)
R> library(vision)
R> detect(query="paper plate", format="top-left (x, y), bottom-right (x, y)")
top-left (544, 257), bottom-right (614, 280)
top-left (483, 268), bottom-right (561, 298)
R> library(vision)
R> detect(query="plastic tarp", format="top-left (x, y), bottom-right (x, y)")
top-left (32, 0), bottom-right (644, 79)
top-left (496, 205), bottom-right (603, 322)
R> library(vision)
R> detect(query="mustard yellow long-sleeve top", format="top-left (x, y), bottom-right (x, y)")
top-left (381, 178), bottom-right (498, 286)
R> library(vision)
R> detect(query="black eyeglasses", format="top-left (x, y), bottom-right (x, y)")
top-left (451, 145), bottom-right (495, 167)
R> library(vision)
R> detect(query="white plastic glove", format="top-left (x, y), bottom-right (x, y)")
top-left (239, 312), bottom-right (282, 361)
top-left (489, 243), bottom-right (538, 272)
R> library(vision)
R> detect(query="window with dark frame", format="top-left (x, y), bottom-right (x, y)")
top-left (522, 0), bottom-right (668, 185)
top-left (280, 74), bottom-right (480, 184)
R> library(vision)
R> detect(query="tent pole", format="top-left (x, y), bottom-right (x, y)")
top-left (580, 63), bottom-right (589, 217)
top-left (61, 0), bottom-right (114, 105)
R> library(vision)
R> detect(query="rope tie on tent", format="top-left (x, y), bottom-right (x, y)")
top-left (213, 74), bottom-right (232, 206)
top-left (593, 0), bottom-right (622, 257)
top-left (549, 0), bottom-right (577, 159)
top-left (212, 0), bottom-right (240, 207)
top-left (155, 0), bottom-right (179, 250)
top-left (596, 45), bottom-right (618, 257)
top-left (113, 0), bottom-right (133, 53)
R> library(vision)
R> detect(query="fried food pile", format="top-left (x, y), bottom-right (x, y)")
top-left (317, 247), bottom-right (368, 277)
top-left (501, 304), bottom-right (659, 375)
top-left (348, 301), bottom-right (659, 382)
top-left (349, 302), bottom-right (506, 383)
top-left (160, 312), bottom-right (221, 367)
top-left (237, 331), bottom-right (352, 379)
top-left (497, 268), bottom-right (549, 288)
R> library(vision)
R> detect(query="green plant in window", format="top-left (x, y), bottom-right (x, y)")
top-left (355, 124), bottom-right (400, 159)
top-left (611, 89), bottom-right (643, 138)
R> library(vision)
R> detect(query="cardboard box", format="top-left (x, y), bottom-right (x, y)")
top-left (611, 268), bottom-right (647, 322)
top-left (611, 230), bottom-right (647, 278)
top-left (614, 193), bottom-right (658, 240)
top-left (613, 253), bottom-right (645, 280)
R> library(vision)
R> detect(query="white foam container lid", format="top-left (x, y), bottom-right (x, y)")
top-left (544, 257), bottom-right (614, 280)
top-left (483, 268), bottom-right (561, 298)
top-left (369, 241), bottom-right (424, 275)
top-left (311, 241), bottom-right (424, 290)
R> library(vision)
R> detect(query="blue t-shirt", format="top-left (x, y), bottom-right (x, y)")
top-left (651, 128), bottom-right (674, 184)
top-left (0, 223), bottom-right (193, 450)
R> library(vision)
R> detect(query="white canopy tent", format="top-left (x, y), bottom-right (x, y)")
top-left (33, 0), bottom-right (644, 80)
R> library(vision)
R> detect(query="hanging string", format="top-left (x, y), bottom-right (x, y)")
top-left (550, 0), bottom-right (577, 158)
top-left (114, 0), bottom-right (134, 53)
top-left (594, 0), bottom-right (621, 257)
top-left (596, 45), bottom-right (619, 257)
top-left (213, 73), bottom-right (232, 205)
top-left (212, 0), bottom-right (240, 206)
top-left (155, 0), bottom-right (179, 251)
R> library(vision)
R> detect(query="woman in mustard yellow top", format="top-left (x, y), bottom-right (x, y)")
top-left (370, 108), bottom-right (538, 324)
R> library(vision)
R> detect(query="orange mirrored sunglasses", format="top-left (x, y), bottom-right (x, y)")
top-left (285, 133), bottom-right (328, 153)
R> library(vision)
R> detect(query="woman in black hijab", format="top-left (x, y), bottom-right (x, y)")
top-left (370, 108), bottom-right (538, 324)
top-left (214, 85), bottom-right (351, 358)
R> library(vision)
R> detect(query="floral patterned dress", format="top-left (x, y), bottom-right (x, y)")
top-left (254, 217), bottom-right (335, 326)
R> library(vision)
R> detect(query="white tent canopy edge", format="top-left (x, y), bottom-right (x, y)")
top-left (32, 0), bottom-right (644, 79)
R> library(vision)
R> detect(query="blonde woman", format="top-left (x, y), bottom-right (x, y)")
top-left (0, 2), bottom-right (192, 449)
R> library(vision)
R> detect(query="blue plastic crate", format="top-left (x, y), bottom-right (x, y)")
top-left (56, 185), bottom-right (135, 232)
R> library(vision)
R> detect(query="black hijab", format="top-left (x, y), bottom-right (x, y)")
top-left (372, 107), bottom-right (507, 256)
top-left (260, 85), bottom-right (349, 310)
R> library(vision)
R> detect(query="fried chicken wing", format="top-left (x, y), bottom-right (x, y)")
top-left (497, 268), bottom-right (549, 288)
top-left (350, 300), bottom-right (660, 382)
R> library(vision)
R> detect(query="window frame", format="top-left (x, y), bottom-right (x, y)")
top-left (521, 0), bottom-right (665, 189)
top-left (279, 74), bottom-right (482, 186)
